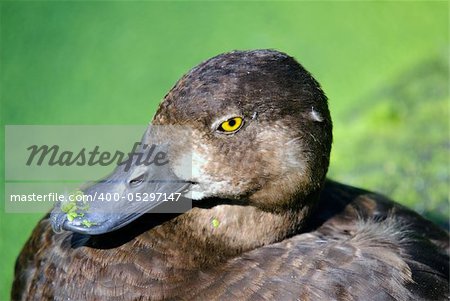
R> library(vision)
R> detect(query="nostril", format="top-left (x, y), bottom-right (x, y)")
top-left (128, 174), bottom-right (146, 188)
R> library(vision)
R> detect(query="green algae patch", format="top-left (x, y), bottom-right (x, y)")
top-left (61, 190), bottom-right (91, 224)
top-left (81, 219), bottom-right (96, 228)
top-left (211, 217), bottom-right (220, 229)
top-left (61, 201), bottom-right (76, 213)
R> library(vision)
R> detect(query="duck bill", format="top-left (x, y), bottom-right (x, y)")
top-left (50, 126), bottom-right (193, 235)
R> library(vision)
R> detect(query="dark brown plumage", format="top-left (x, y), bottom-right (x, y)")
top-left (12, 50), bottom-right (449, 301)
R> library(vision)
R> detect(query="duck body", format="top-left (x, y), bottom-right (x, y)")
top-left (12, 50), bottom-right (449, 300)
top-left (13, 180), bottom-right (449, 300)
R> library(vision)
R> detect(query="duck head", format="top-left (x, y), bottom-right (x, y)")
top-left (51, 49), bottom-right (332, 235)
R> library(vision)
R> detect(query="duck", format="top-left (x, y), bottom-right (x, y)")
top-left (12, 49), bottom-right (449, 301)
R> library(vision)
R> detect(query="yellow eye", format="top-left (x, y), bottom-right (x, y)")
top-left (218, 117), bottom-right (243, 133)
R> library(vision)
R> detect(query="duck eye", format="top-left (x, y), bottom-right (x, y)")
top-left (218, 117), bottom-right (243, 133)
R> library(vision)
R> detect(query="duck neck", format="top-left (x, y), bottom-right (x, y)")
top-left (153, 200), bottom-right (314, 268)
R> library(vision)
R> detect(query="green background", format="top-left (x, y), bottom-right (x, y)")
top-left (1, 1), bottom-right (448, 299)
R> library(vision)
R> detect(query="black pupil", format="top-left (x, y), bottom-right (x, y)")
top-left (228, 119), bottom-right (236, 127)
